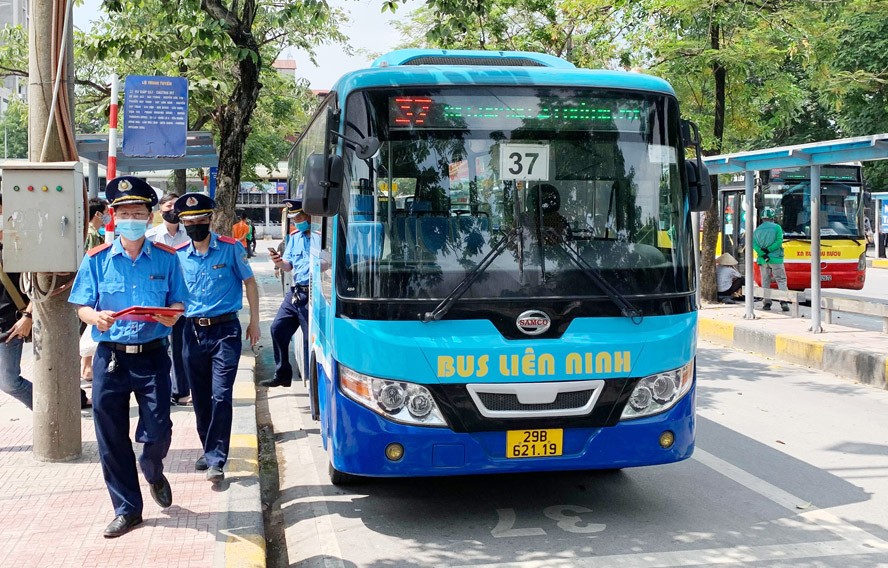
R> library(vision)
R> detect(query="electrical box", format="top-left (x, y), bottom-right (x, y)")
top-left (1, 162), bottom-right (85, 272)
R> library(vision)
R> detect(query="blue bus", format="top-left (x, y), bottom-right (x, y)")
top-left (290, 49), bottom-right (712, 484)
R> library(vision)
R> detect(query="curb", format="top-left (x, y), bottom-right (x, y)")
top-left (698, 317), bottom-right (888, 389)
top-left (215, 336), bottom-right (266, 568)
top-left (867, 258), bottom-right (888, 269)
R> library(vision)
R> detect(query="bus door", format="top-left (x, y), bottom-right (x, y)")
top-left (719, 188), bottom-right (746, 273)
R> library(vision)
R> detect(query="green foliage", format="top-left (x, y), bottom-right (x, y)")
top-left (0, 98), bottom-right (28, 159)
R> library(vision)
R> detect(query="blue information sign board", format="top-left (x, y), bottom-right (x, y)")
top-left (882, 201), bottom-right (888, 233)
top-left (208, 166), bottom-right (218, 199)
top-left (123, 76), bottom-right (188, 157)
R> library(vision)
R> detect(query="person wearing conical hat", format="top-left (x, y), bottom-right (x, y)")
top-left (715, 253), bottom-right (744, 304)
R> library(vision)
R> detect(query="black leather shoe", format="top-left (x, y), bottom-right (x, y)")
top-left (207, 466), bottom-right (224, 482)
top-left (781, 303), bottom-right (790, 312)
top-left (150, 474), bottom-right (173, 508)
top-left (257, 376), bottom-right (291, 388)
top-left (103, 514), bottom-right (143, 538)
top-left (195, 455), bottom-right (208, 471)
top-left (762, 303), bottom-right (772, 311)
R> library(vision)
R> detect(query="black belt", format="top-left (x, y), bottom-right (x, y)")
top-left (293, 284), bottom-right (308, 291)
top-left (189, 312), bottom-right (238, 327)
top-left (101, 338), bottom-right (169, 354)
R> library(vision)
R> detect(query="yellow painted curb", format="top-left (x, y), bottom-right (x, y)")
top-left (225, 533), bottom-right (265, 568)
top-left (775, 334), bottom-right (824, 366)
top-left (228, 433), bottom-right (259, 476)
top-left (872, 259), bottom-right (888, 269)
top-left (233, 382), bottom-right (256, 403)
top-left (698, 318), bottom-right (735, 343)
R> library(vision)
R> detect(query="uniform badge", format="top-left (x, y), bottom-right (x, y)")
top-left (119, 180), bottom-right (131, 191)
top-left (186, 196), bottom-right (198, 207)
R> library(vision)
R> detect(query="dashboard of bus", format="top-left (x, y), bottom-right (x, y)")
top-left (335, 86), bottom-right (695, 302)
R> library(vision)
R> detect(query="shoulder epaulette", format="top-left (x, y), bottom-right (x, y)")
top-left (218, 235), bottom-right (238, 245)
top-left (152, 242), bottom-right (177, 254)
top-left (174, 241), bottom-right (190, 251)
top-left (87, 242), bottom-right (112, 257)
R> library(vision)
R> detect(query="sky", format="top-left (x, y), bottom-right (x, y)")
top-left (74, 0), bottom-right (422, 90)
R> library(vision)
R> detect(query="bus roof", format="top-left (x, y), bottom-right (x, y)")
top-left (331, 50), bottom-right (676, 97)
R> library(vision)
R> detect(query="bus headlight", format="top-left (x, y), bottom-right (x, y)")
top-left (620, 361), bottom-right (694, 420)
top-left (339, 365), bottom-right (447, 427)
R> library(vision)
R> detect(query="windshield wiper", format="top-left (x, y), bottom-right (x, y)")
top-left (545, 228), bottom-right (644, 324)
top-left (420, 229), bottom-right (519, 323)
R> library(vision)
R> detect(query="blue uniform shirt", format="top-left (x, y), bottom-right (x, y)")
top-left (283, 230), bottom-right (310, 286)
top-left (69, 238), bottom-right (188, 344)
top-left (177, 233), bottom-right (254, 318)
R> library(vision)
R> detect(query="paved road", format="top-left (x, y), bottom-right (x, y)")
top-left (264, 342), bottom-right (888, 567)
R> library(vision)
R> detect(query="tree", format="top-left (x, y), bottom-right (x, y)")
top-left (0, 97), bottom-right (28, 159)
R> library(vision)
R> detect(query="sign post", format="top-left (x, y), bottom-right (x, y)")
top-left (123, 75), bottom-right (188, 158)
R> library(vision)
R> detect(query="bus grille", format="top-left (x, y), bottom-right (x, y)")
top-left (477, 390), bottom-right (594, 412)
top-left (465, 380), bottom-right (605, 419)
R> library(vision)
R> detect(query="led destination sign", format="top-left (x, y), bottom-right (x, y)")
top-left (389, 95), bottom-right (647, 131)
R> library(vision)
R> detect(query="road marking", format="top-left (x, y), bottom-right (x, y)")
top-left (452, 448), bottom-right (888, 568)
top-left (451, 539), bottom-right (886, 568)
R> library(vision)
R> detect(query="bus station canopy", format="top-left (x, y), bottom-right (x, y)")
top-left (703, 134), bottom-right (888, 175)
top-left (76, 131), bottom-right (218, 173)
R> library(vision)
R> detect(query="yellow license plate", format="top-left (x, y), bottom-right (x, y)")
top-left (506, 429), bottom-right (563, 458)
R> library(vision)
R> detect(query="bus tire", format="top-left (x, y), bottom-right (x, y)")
top-left (329, 462), bottom-right (362, 486)
top-left (309, 353), bottom-right (320, 422)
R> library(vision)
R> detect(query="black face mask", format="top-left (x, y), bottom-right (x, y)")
top-left (161, 210), bottom-right (180, 224)
top-left (185, 223), bottom-right (211, 242)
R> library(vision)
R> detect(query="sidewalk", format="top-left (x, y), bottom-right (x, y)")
top-left (0, 251), bottom-right (279, 568)
top-left (698, 303), bottom-right (888, 389)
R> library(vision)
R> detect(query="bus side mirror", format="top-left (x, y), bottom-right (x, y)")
top-left (681, 118), bottom-right (713, 212)
top-left (686, 160), bottom-right (713, 212)
top-left (303, 153), bottom-right (343, 217)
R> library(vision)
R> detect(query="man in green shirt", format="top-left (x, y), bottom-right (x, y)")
top-left (753, 207), bottom-right (789, 312)
top-left (86, 197), bottom-right (110, 250)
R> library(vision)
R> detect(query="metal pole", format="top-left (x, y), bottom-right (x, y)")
top-left (88, 161), bottom-right (99, 198)
top-left (743, 170), bottom-right (755, 319)
top-left (810, 165), bottom-right (822, 333)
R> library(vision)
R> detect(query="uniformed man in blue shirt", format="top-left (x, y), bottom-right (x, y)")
top-left (174, 193), bottom-right (260, 482)
top-left (262, 199), bottom-right (310, 388)
top-left (69, 176), bottom-right (188, 538)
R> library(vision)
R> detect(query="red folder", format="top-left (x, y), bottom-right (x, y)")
top-left (112, 306), bottom-right (184, 322)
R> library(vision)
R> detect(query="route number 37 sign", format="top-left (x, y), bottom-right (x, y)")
top-left (499, 143), bottom-right (550, 181)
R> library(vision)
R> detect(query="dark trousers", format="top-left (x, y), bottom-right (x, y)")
top-left (270, 286), bottom-right (309, 386)
top-left (182, 318), bottom-right (242, 469)
top-left (170, 317), bottom-right (189, 399)
top-left (718, 277), bottom-right (744, 298)
top-left (92, 343), bottom-right (172, 517)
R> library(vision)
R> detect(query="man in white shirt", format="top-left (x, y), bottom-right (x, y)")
top-left (146, 192), bottom-right (191, 404)
top-left (146, 192), bottom-right (190, 248)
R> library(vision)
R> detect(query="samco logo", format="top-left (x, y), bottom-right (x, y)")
top-left (517, 310), bottom-right (551, 335)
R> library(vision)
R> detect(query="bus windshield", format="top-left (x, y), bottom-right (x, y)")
top-left (769, 182), bottom-right (862, 239)
top-left (338, 86), bottom-right (692, 302)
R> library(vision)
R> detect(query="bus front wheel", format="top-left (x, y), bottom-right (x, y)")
top-left (328, 462), bottom-right (362, 486)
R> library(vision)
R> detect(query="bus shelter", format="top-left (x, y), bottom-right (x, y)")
top-left (76, 131), bottom-right (218, 197)
top-left (703, 134), bottom-right (888, 332)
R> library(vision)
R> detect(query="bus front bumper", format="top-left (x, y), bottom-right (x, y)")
top-left (327, 385), bottom-right (696, 477)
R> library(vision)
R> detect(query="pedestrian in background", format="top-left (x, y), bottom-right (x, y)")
top-left (245, 217), bottom-right (255, 258)
top-left (174, 193), bottom-right (260, 482)
top-left (232, 213), bottom-right (249, 248)
top-left (69, 176), bottom-right (187, 538)
top-left (262, 199), bottom-right (310, 388)
top-left (715, 253), bottom-right (744, 304)
top-left (86, 198), bottom-right (110, 250)
top-left (753, 207), bottom-right (790, 312)
top-left (146, 192), bottom-right (191, 406)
